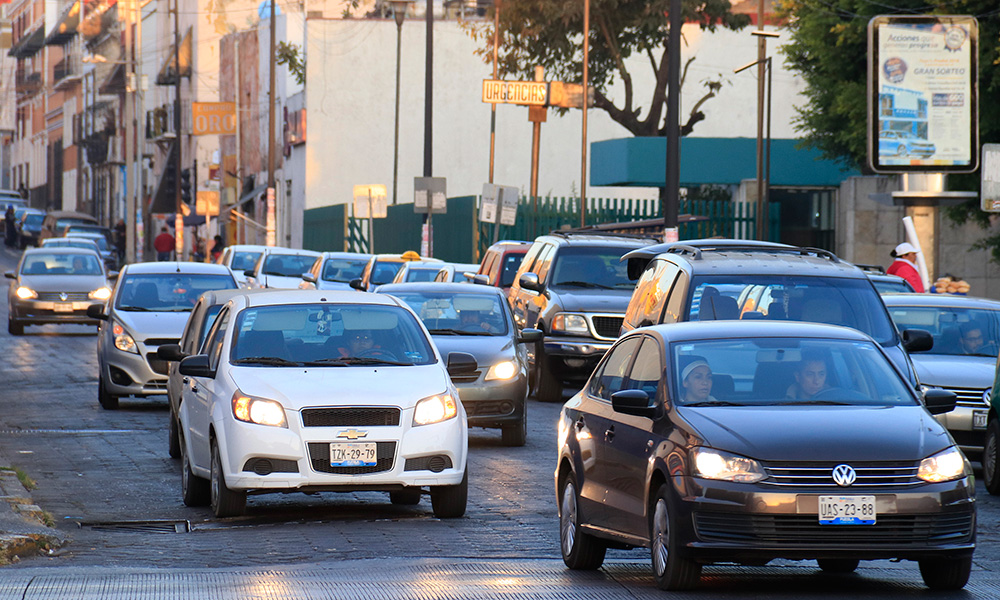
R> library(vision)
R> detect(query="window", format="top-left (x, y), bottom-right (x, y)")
top-left (205, 308), bottom-right (231, 370)
top-left (590, 337), bottom-right (641, 401)
top-left (627, 338), bottom-right (662, 399)
top-left (499, 252), bottom-right (526, 287)
top-left (548, 246), bottom-right (636, 290)
top-left (534, 245), bottom-right (556, 284)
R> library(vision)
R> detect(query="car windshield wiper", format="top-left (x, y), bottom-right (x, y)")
top-left (263, 270), bottom-right (291, 276)
top-left (337, 357), bottom-right (414, 366)
top-left (774, 400), bottom-right (851, 406)
top-left (428, 328), bottom-right (494, 336)
top-left (231, 356), bottom-right (302, 366)
top-left (300, 358), bottom-right (351, 366)
top-left (554, 281), bottom-right (613, 289)
top-left (117, 305), bottom-right (153, 311)
top-left (685, 400), bottom-right (746, 407)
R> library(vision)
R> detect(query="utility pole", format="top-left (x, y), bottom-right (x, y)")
top-left (580, 0), bottom-right (589, 228)
top-left (755, 1), bottom-right (766, 241)
top-left (173, 0), bottom-right (183, 259)
top-left (267, 0), bottom-right (276, 229)
top-left (488, 0), bottom-right (499, 184)
top-left (423, 0), bottom-right (434, 256)
top-left (124, 0), bottom-right (135, 263)
top-left (663, 0), bottom-right (681, 243)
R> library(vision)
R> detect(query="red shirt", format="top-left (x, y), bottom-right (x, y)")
top-left (154, 232), bottom-right (175, 253)
top-left (887, 258), bottom-right (924, 292)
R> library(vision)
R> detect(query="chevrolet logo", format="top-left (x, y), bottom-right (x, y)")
top-left (336, 429), bottom-right (368, 440)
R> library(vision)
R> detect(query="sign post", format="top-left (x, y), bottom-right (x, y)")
top-left (353, 184), bottom-right (388, 253)
top-left (983, 144), bottom-right (1000, 212)
top-left (414, 177), bottom-right (446, 256)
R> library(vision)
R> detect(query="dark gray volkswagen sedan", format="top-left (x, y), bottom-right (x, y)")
top-left (556, 320), bottom-right (974, 591)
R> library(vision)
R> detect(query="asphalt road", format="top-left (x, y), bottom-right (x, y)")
top-left (2, 245), bottom-right (1000, 599)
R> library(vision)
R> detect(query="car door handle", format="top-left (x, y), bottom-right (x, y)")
top-left (575, 417), bottom-right (586, 431)
top-left (182, 377), bottom-right (189, 385)
top-left (605, 426), bottom-right (615, 441)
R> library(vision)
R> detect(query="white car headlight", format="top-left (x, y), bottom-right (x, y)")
top-left (15, 286), bottom-right (36, 300)
top-left (691, 447), bottom-right (766, 483)
top-left (485, 360), bottom-right (518, 381)
top-left (112, 321), bottom-right (138, 354)
top-left (232, 391), bottom-right (287, 428)
top-left (918, 447), bottom-right (969, 483)
top-left (413, 393), bottom-right (458, 426)
top-left (551, 313), bottom-right (589, 335)
top-left (89, 287), bottom-right (112, 300)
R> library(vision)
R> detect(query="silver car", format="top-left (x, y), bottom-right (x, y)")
top-left (244, 248), bottom-right (320, 289)
top-left (6, 247), bottom-right (111, 335)
top-left (883, 292), bottom-right (1000, 457)
top-left (88, 262), bottom-right (238, 410)
top-left (299, 251), bottom-right (372, 291)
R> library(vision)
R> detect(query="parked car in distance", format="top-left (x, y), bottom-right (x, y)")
top-left (884, 293), bottom-right (1000, 458)
top-left (62, 231), bottom-right (118, 271)
top-left (157, 288), bottom-right (266, 459)
top-left (62, 224), bottom-right (115, 248)
top-left (476, 240), bottom-right (531, 297)
top-left (508, 232), bottom-right (656, 401)
top-left (176, 290), bottom-right (470, 517)
top-left (856, 263), bottom-right (916, 294)
top-left (557, 320), bottom-right (971, 591)
top-left (392, 261), bottom-right (448, 284)
top-left (621, 239), bottom-right (928, 387)
top-left (41, 237), bottom-right (101, 253)
top-left (300, 252), bottom-right (372, 291)
top-left (15, 208), bottom-right (45, 249)
top-left (377, 282), bottom-right (542, 446)
top-left (352, 252), bottom-right (438, 292)
top-left (6, 247), bottom-right (111, 335)
top-left (433, 263), bottom-right (480, 283)
top-left (38, 210), bottom-right (98, 244)
top-left (0, 190), bottom-right (27, 210)
top-left (216, 244), bottom-right (268, 286)
top-left (244, 248), bottom-right (320, 289)
top-left (87, 262), bottom-right (238, 410)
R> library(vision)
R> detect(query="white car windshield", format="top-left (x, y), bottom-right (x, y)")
top-left (262, 254), bottom-right (317, 277)
top-left (230, 303), bottom-right (436, 366)
top-left (116, 274), bottom-right (235, 312)
top-left (670, 338), bottom-right (916, 407)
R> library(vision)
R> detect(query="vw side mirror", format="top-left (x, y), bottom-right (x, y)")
top-left (922, 388), bottom-right (957, 415)
top-left (178, 354), bottom-right (214, 378)
top-left (903, 329), bottom-right (933, 352)
top-left (611, 389), bottom-right (656, 419)
top-left (156, 344), bottom-right (188, 362)
top-left (518, 328), bottom-right (543, 344)
top-left (446, 352), bottom-right (478, 376)
top-left (519, 272), bottom-right (542, 292)
top-left (87, 304), bottom-right (108, 320)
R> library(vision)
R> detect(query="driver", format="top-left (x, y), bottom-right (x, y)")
top-left (459, 309), bottom-right (497, 333)
top-left (959, 322), bottom-right (987, 355)
top-left (340, 329), bottom-right (377, 357)
top-left (786, 352), bottom-right (830, 400)
top-left (679, 357), bottom-right (715, 403)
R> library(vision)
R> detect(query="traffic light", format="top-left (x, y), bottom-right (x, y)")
top-left (180, 168), bottom-right (192, 205)
top-left (162, 157), bottom-right (177, 193)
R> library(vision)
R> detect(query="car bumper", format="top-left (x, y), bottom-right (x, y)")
top-left (10, 298), bottom-right (102, 326)
top-left (101, 340), bottom-right (172, 397)
top-left (216, 412), bottom-right (468, 492)
top-left (541, 335), bottom-right (613, 381)
top-left (454, 375), bottom-right (527, 429)
top-left (936, 405), bottom-right (988, 456)
top-left (672, 475), bottom-right (976, 563)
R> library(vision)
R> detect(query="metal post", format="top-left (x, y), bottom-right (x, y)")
top-left (765, 56), bottom-right (772, 241)
top-left (392, 10), bottom-right (404, 204)
top-left (173, 0), bottom-right (183, 259)
top-left (424, 0), bottom-right (434, 255)
top-left (134, 0), bottom-right (144, 262)
top-left (663, 0), bottom-right (681, 242)
top-left (755, 2), bottom-right (766, 241)
top-left (580, 0), bottom-right (589, 228)
top-left (234, 38), bottom-right (241, 244)
top-left (488, 0), bottom-right (499, 184)
top-left (529, 66), bottom-right (545, 239)
top-left (124, 0), bottom-right (135, 263)
top-left (368, 189), bottom-right (375, 254)
top-left (267, 0), bottom-right (276, 197)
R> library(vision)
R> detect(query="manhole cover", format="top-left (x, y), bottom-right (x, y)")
top-left (79, 520), bottom-right (191, 533)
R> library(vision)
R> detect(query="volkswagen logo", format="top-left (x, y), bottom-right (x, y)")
top-left (984, 389), bottom-right (992, 407)
top-left (59, 293), bottom-right (68, 301)
top-left (832, 464), bottom-right (857, 487)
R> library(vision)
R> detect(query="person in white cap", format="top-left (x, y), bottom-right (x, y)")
top-left (679, 356), bottom-right (716, 403)
top-left (887, 242), bottom-right (925, 292)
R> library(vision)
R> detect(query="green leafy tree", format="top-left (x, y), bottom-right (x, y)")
top-left (468, 0), bottom-right (751, 137)
top-left (276, 41), bottom-right (306, 86)
top-left (778, 0), bottom-right (1000, 257)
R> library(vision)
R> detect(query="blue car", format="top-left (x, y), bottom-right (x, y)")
top-left (879, 130), bottom-right (935, 158)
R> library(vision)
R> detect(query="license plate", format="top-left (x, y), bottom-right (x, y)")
top-left (973, 410), bottom-right (988, 430)
top-left (330, 442), bottom-right (377, 467)
top-left (818, 495), bottom-right (876, 525)
top-left (53, 303), bottom-right (73, 313)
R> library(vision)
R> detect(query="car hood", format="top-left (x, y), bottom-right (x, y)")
top-left (909, 353), bottom-right (995, 388)
top-left (262, 274), bottom-right (310, 289)
top-left (431, 334), bottom-right (515, 367)
top-left (230, 364), bottom-right (452, 411)
top-left (550, 288), bottom-right (632, 313)
top-left (680, 405), bottom-right (952, 462)
top-left (18, 274), bottom-right (108, 293)
top-left (114, 310), bottom-right (191, 341)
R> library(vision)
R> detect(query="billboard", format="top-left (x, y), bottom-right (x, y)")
top-left (867, 15), bottom-right (978, 173)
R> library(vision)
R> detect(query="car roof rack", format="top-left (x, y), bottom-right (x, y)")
top-left (855, 263), bottom-right (886, 274)
top-left (663, 243), bottom-right (842, 263)
top-left (548, 230), bottom-right (659, 242)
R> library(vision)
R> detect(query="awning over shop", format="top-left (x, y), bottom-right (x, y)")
top-left (8, 26), bottom-right (44, 59)
top-left (156, 26), bottom-right (192, 86)
top-left (150, 141), bottom-right (178, 214)
top-left (45, 0), bottom-right (81, 46)
top-left (97, 62), bottom-right (124, 95)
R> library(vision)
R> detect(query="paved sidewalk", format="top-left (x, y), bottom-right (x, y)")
top-left (0, 444), bottom-right (66, 564)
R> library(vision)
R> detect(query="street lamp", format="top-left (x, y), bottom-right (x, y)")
top-left (387, 0), bottom-right (413, 205)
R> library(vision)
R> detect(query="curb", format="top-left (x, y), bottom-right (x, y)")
top-left (0, 467), bottom-right (66, 564)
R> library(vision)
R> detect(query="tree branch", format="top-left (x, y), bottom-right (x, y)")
top-left (596, 12), bottom-right (632, 118)
top-left (594, 88), bottom-right (641, 134)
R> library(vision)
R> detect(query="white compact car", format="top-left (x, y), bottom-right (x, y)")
top-left (176, 290), bottom-right (471, 518)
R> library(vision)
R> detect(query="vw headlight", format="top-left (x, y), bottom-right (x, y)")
top-left (15, 286), bottom-right (36, 300)
top-left (485, 360), bottom-right (518, 381)
top-left (112, 321), bottom-right (138, 354)
top-left (232, 391), bottom-right (287, 427)
top-left (413, 393), bottom-right (458, 426)
top-left (89, 287), bottom-right (112, 301)
top-left (551, 313), bottom-right (589, 335)
top-left (691, 448), bottom-right (766, 483)
top-left (918, 447), bottom-right (969, 483)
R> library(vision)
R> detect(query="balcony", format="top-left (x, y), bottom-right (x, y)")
top-left (15, 70), bottom-right (42, 96)
top-left (146, 104), bottom-right (176, 142)
top-left (53, 56), bottom-right (82, 90)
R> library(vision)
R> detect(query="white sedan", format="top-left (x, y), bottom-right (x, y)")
top-left (176, 290), bottom-right (470, 518)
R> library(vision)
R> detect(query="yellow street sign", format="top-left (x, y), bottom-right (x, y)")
top-left (192, 102), bottom-right (236, 136)
top-left (482, 80), bottom-right (548, 106)
top-left (196, 191), bottom-right (220, 216)
top-left (548, 82), bottom-right (595, 109)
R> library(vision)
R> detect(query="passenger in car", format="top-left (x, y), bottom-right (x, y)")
top-left (679, 357), bottom-right (716, 403)
top-left (786, 352), bottom-right (830, 400)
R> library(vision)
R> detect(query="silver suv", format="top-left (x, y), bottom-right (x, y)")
top-left (88, 262), bottom-right (237, 409)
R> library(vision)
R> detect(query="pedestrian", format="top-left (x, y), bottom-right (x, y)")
top-left (114, 219), bottom-right (126, 261)
top-left (887, 242), bottom-right (925, 292)
top-left (3, 205), bottom-right (16, 247)
top-left (210, 235), bottom-right (225, 263)
top-left (191, 234), bottom-right (205, 262)
top-left (154, 226), bottom-right (175, 261)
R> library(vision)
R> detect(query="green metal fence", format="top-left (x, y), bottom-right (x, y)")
top-left (303, 196), bottom-right (780, 263)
